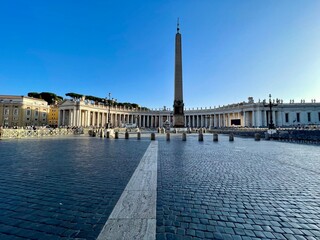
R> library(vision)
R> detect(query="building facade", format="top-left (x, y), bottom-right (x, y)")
top-left (58, 97), bottom-right (320, 129)
top-left (2, 95), bottom-right (319, 129)
top-left (48, 104), bottom-right (59, 127)
top-left (0, 95), bottom-right (49, 127)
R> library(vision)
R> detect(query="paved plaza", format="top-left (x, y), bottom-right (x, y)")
top-left (0, 134), bottom-right (320, 239)
top-left (157, 135), bottom-right (320, 240)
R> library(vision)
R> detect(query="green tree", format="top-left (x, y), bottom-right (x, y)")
top-left (27, 92), bottom-right (63, 105)
top-left (65, 92), bottom-right (83, 99)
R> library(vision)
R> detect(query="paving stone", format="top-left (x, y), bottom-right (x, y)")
top-left (2, 135), bottom-right (320, 239)
top-left (156, 137), bottom-right (320, 239)
top-left (0, 138), bottom-right (150, 239)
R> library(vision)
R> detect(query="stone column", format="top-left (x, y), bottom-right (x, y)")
top-left (243, 111), bottom-right (246, 127)
top-left (62, 110), bottom-right (65, 126)
top-left (86, 111), bottom-right (90, 127)
top-left (81, 110), bottom-right (84, 126)
top-left (256, 109), bottom-right (260, 127)
top-left (102, 113), bottom-right (105, 127)
top-left (75, 110), bottom-right (78, 126)
top-left (72, 108), bottom-right (76, 126)
top-left (106, 112), bottom-right (109, 127)
top-left (57, 110), bottom-right (61, 127)
top-left (252, 110), bottom-right (255, 127)
top-left (69, 110), bottom-right (73, 126)
top-left (74, 109), bottom-right (78, 126)
top-left (77, 110), bottom-right (81, 126)
top-left (263, 110), bottom-right (267, 127)
top-left (72, 110), bottom-right (76, 126)
top-left (96, 112), bottom-right (99, 127)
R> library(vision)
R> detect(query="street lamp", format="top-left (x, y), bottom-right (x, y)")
top-left (106, 93), bottom-right (117, 128)
top-left (264, 94), bottom-right (278, 129)
top-left (106, 93), bottom-right (111, 129)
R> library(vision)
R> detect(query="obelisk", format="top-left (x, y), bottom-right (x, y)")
top-left (173, 19), bottom-right (185, 127)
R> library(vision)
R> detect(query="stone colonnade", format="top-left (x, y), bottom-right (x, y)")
top-left (185, 110), bottom-right (269, 128)
top-left (58, 99), bottom-right (316, 128)
top-left (58, 108), bottom-right (174, 128)
top-left (58, 105), bottom-right (276, 128)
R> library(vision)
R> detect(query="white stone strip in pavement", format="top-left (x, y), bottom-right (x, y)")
top-left (97, 141), bottom-right (158, 240)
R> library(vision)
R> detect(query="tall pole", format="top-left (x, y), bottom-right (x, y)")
top-left (108, 93), bottom-right (111, 129)
top-left (264, 94), bottom-right (277, 129)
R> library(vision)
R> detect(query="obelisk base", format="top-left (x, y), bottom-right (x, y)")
top-left (173, 114), bottom-right (185, 128)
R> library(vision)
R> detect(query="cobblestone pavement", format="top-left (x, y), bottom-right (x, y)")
top-left (0, 137), bottom-right (149, 240)
top-left (156, 134), bottom-right (320, 240)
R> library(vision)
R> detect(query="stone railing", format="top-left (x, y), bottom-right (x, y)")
top-left (0, 128), bottom-right (78, 139)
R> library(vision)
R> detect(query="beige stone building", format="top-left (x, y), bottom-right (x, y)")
top-left (48, 104), bottom-right (59, 127)
top-left (0, 95), bottom-right (49, 127)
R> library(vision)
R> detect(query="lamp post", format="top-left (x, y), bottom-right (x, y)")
top-left (106, 93), bottom-right (111, 129)
top-left (264, 94), bottom-right (278, 129)
top-left (106, 93), bottom-right (117, 128)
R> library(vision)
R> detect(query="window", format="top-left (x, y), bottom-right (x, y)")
top-left (13, 108), bottom-right (18, 115)
top-left (42, 112), bottom-right (46, 118)
top-left (4, 108), bottom-right (9, 115)
top-left (26, 108), bottom-right (31, 116)
top-left (307, 112), bottom-right (311, 122)
top-left (285, 113), bottom-right (289, 123)
top-left (296, 113), bottom-right (300, 122)
top-left (35, 109), bottom-right (39, 117)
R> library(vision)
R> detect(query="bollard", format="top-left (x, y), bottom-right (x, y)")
top-left (106, 131), bottom-right (110, 138)
top-left (229, 133), bottom-right (234, 141)
top-left (125, 131), bottom-right (129, 139)
top-left (198, 132), bottom-right (203, 142)
top-left (265, 133), bottom-right (270, 140)
top-left (182, 132), bottom-right (187, 141)
top-left (213, 133), bottom-right (218, 142)
top-left (151, 133), bottom-right (156, 140)
top-left (100, 129), bottom-right (104, 138)
top-left (137, 132), bottom-right (141, 140)
top-left (254, 133), bottom-right (261, 141)
top-left (166, 132), bottom-right (170, 141)
top-left (115, 131), bottom-right (119, 139)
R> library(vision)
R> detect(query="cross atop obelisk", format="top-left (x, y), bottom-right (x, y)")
top-left (173, 18), bottom-right (185, 127)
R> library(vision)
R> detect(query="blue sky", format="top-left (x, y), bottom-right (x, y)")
top-left (1, 0), bottom-right (320, 109)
